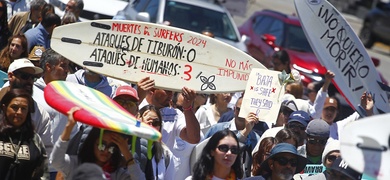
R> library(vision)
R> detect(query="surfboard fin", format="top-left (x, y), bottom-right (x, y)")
top-left (377, 81), bottom-right (390, 92)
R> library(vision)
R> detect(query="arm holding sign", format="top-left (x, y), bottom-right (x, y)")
top-left (239, 112), bottom-right (259, 142)
top-left (310, 70), bottom-right (335, 119)
top-left (179, 87), bottom-right (201, 144)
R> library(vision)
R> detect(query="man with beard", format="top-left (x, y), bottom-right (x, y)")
top-left (0, 58), bottom-right (52, 178)
top-left (32, 49), bottom-right (75, 179)
top-left (246, 143), bottom-right (307, 180)
top-left (139, 87), bottom-right (200, 180)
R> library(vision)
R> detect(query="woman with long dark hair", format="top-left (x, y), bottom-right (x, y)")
top-left (0, 88), bottom-right (46, 179)
top-left (50, 107), bottom-right (145, 180)
top-left (189, 129), bottom-right (243, 180)
top-left (0, 34), bottom-right (28, 71)
top-left (251, 137), bottom-right (277, 176)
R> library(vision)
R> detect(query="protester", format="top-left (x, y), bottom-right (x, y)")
top-left (8, 0), bottom-right (46, 35)
top-left (308, 70), bottom-right (335, 119)
top-left (285, 82), bottom-right (304, 99)
top-left (0, 0), bottom-right (11, 50)
top-left (298, 119), bottom-right (330, 164)
top-left (32, 48), bottom-right (75, 178)
top-left (0, 58), bottom-right (52, 171)
top-left (138, 105), bottom-right (175, 180)
top-left (275, 129), bottom-right (299, 148)
top-left (324, 157), bottom-right (362, 180)
top-left (0, 88), bottom-right (47, 179)
top-left (285, 110), bottom-right (311, 147)
top-left (189, 129), bottom-right (243, 180)
top-left (196, 93), bottom-right (232, 134)
top-left (303, 140), bottom-right (340, 179)
top-left (252, 137), bottom-right (277, 176)
top-left (271, 50), bottom-right (290, 73)
top-left (174, 92), bottom-right (208, 113)
top-left (0, 34), bottom-right (28, 71)
top-left (204, 97), bottom-right (260, 177)
top-left (67, 69), bottom-right (114, 97)
top-left (24, 12), bottom-right (61, 52)
top-left (246, 143), bottom-right (307, 180)
top-left (140, 86), bottom-right (201, 180)
top-left (50, 107), bottom-right (145, 180)
top-left (113, 85), bottom-right (139, 115)
top-left (64, 0), bottom-right (84, 22)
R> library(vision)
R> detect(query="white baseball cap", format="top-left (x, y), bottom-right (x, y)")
top-left (8, 58), bottom-right (43, 74)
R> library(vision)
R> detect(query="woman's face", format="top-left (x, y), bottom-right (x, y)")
top-left (94, 133), bottom-right (116, 165)
top-left (140, 110), bottom-right (161, 132)
top-left (9, 38), bottom-right (25, 59)
top-left (5, 97), bottom-right (29, 128)
top-left (211, 136), bottom-right (238, 169)
top-left (215, 93), bottom-right (232, 106)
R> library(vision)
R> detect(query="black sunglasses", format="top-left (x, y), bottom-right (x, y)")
top-left (14, 71), bottom-right (38, 81)
top-left (326, 155), bottom-right (340, 162)
top-left (273, 156), bottom-right (298, 167)
top-left (287, 123), bottom-right (305, 130)
top-left (217, 144), bottom-right (239, 154)
top-left (307, 138), bottom-right (327, 145)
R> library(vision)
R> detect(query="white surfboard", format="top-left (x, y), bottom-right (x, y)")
top-left (294, 0), bottom-right (390, 115)
top-left (340, 114), bottom-right (390, 180)
top-left (51, 20), bottom-right (266, 93)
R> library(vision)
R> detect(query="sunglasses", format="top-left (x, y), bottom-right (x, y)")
top-left (307, 138), bottom-right (327, 145)
top-left (217, 144), bottom-right (239, 154)
top-left (273, 156), bottom-right (298, 167)
top-left (97, 142), bottom-right (116, 154)
top-left (326, 155), bottom-right (340, 162)
top-left (287, 123), bottom-right (305, 130)
top-left (14, 71), bottom-right (38, 81)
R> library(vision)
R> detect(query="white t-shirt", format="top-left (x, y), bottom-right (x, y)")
top-left (139, 100), bottom-right (198, 180)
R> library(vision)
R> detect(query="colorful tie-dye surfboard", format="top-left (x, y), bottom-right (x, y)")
top-left (44, 80), bottom-right (161, 142)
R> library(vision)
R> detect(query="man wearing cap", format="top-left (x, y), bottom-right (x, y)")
top-left (324, 92), bottom-right (373, 140)
top-left (32, 49), bottom-right (75, 179)
top-left (28, 45), bottom-right (45, 67)
top-left (0, 58), bottom-right (52, 177)
top-left (285, 110), bottom-right (311, 147)
top-left (246, 143), bottom-right (307, 180)
top-left (113, 85), bottom-right (139, 115)
top-left (298, 119), bottom-right (330, 164)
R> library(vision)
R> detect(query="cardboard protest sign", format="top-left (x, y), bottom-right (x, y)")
top-left (239, 69), bottom-right (285, 124)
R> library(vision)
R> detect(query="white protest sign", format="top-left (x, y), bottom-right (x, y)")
top-left (239, 69), bottom-right (284, 124)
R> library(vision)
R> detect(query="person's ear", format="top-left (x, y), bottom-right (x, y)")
top-left (269, 160), bottom-right (274, 170)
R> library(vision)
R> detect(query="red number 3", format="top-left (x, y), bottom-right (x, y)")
top-left (183, 65), bottom-right (192, 81)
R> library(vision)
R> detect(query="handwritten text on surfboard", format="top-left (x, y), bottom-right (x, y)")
top-left (87, 22), bottom-right (251, 82)
top-left (317, 6), bottom-right (368, 91)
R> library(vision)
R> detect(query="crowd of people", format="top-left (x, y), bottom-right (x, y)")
top-left (0, 0), bottom-right (380, 180)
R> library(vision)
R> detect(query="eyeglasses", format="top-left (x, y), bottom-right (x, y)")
top-left (273, 156), bottom-right (298, 167)
top-left (217, 144), bottom-right (239, 154)
top-left (307, 138), bottom-right (327, 145)
top-left (97, 142), bottom-right (116, 154)
top-left (13, 71), bottom-right (38, 81)
top-left (287, 123), bottom-right (305, 130)
top-left (326, 155), bottom-right (340, 162)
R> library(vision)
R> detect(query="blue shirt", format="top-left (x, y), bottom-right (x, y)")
top-left (24, 23), bottom-right (50, 52)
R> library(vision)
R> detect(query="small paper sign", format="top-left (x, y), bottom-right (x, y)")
top-left (239, 68), bottom-right (284, 124)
